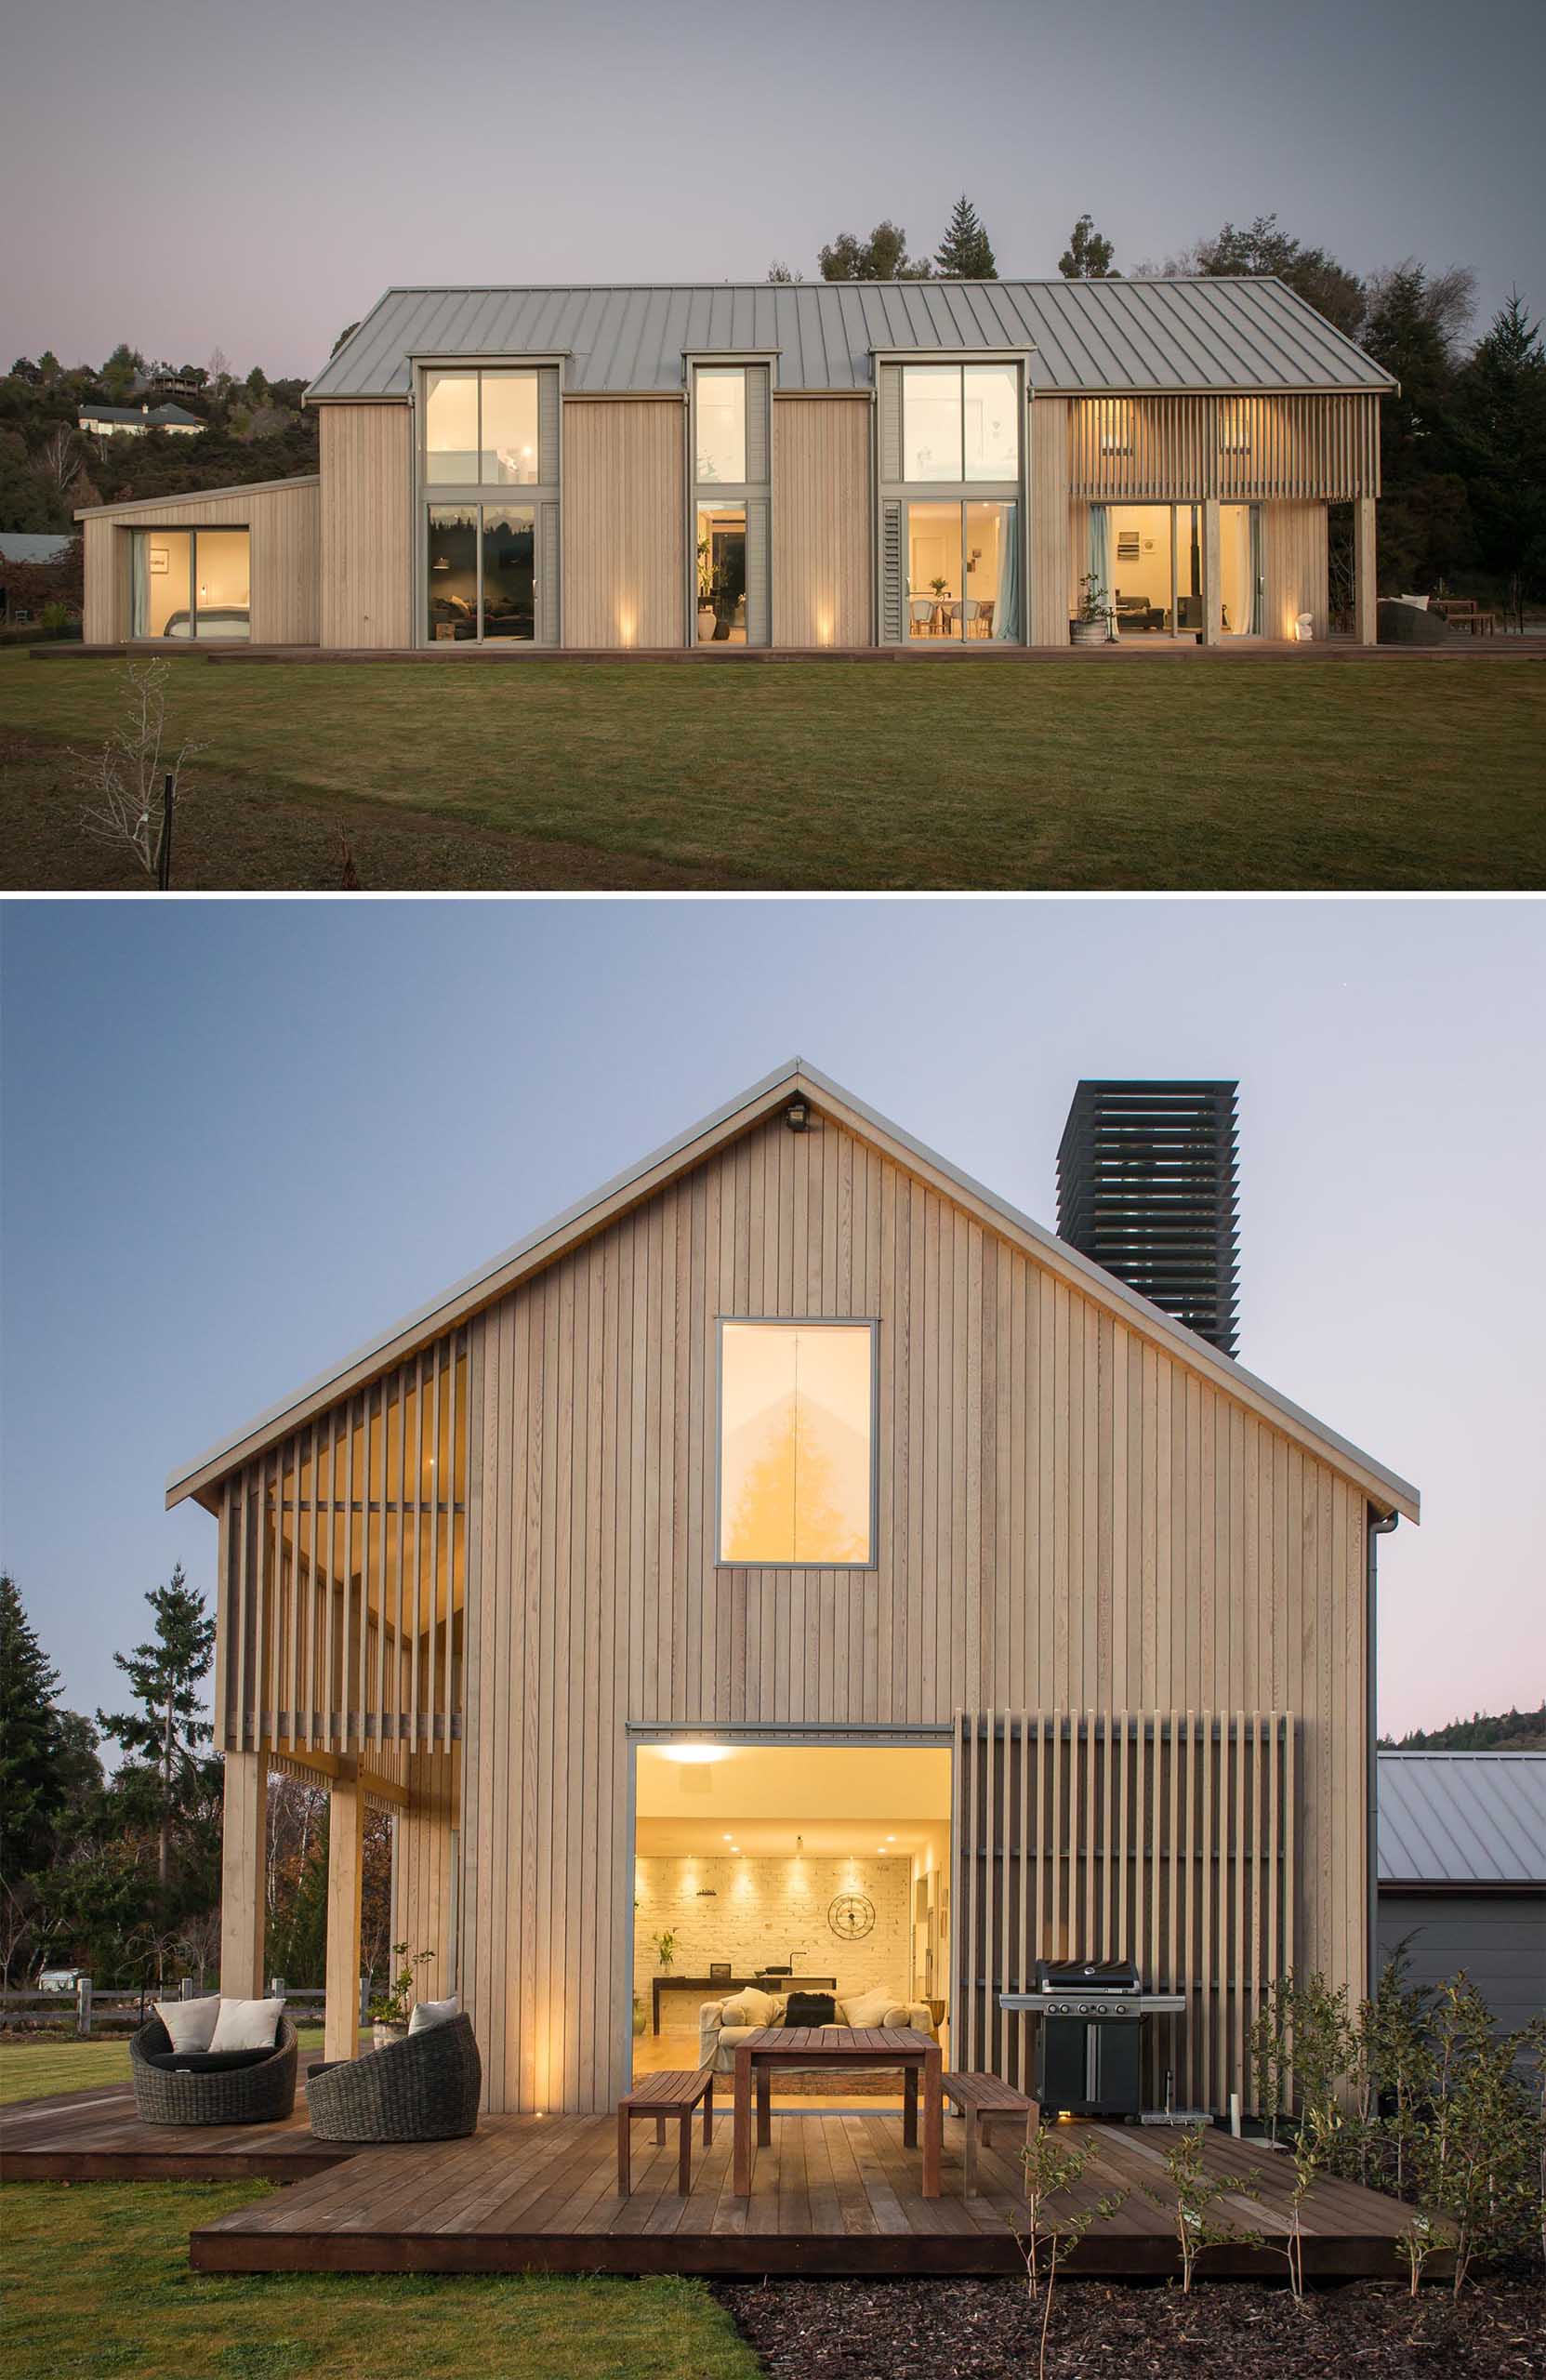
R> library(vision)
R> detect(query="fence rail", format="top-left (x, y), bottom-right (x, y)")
top-left (1, 1978), bottom-right (362, 2038)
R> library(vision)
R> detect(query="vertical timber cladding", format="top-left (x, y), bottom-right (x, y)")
top-left (773, 398), bottom-right (873, 647)
top-left (1066, 393), bottom-right (1380, 501)
top-left (214, 1328), bottom-right (470, 1757)
top-left (77, 482), bottom-right (321, 645)
top-left (456, 1103), bottom-right (1374, 2117)
top-left (952, 1712), bottom-right (1295, 2112)
top-left (318, 403), bottom-right (413, 648)
top-left (562, 399), bottom-right (685, 647)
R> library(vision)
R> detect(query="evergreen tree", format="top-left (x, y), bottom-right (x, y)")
top-left (97, 1566), bottom-right (216, 1889)
top-left (1363, 263), bottom-right (1474, 588)
top-left (0, 1574), bottom-right (70, 1878)
top-left (1460, 290), bottom-right (1546, 628)
top-left (935, 194), bottom-right (997, 279)
top-left (1059, 214), bottom-right (1119, 280)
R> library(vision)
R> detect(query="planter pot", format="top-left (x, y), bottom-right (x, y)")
top-left (372, 2021), bottom-right (409, 2050)
top-left (1070, 617), bottom-right (1108, 647)
top-left (632, 2004), bottom-right (646, 2038)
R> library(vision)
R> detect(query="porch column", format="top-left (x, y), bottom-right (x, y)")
top-left (219, 1752), bottom-right (268, 1999)
top-left (1201, 500), bottom-right (1223, 644)
top-left (1354, 496), bottom-right (1378, 645)
top-left (325, 1766), bottom-right (365, 2061)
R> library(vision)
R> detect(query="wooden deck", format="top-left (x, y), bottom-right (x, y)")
top-left (3, 2085), bottom-right (1423, 2279)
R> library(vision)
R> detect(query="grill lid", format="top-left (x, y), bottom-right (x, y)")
top-left (1035, 1957), bottom-right (1142, 1993)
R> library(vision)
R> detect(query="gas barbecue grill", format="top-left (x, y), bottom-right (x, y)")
top-left (998, 1959), bottom-right (1185, 2119)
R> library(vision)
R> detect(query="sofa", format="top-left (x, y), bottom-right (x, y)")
top-left (698, 1983), bottom-right (935, 2076)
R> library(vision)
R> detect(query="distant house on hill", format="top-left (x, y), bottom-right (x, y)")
top-left (1378, 1750), bottom-right (1546, 2034)
top-left (77, 401), bottom-right (204, 439)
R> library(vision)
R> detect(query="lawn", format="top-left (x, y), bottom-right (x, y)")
top-left (0, 2030), bottom-right (330, 2107)
top-left (1, 648), bottom-right (1541, 890)
top-left (0, 2182), bottom-right (759, 2380)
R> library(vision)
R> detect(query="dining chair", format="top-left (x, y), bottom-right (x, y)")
top-left (908, 598), bottom-right (934, 637)
top-left (961, 600), bottom-right (980, 638)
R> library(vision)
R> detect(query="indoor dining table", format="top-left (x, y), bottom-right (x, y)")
top-left (732, 2025), bottom-right (944, 2196)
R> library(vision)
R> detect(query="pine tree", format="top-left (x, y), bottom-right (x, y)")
top-left (97, 1566), bottom-right (216, 1890)
top-left (0, 1574), bottom-right (70, 1877)
top-left (1059, 214), bottom-right (1119, 280)
top-left (935, 194), bottom-right (997, 279)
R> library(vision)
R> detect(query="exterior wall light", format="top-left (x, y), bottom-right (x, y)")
top-left (785, 1096), bottom-right (810, 1132)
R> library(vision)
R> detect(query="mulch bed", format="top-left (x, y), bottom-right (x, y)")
top-left (715, 2274), bottom-right (1546, 2379)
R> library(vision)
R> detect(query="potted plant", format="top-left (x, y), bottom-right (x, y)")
top-left (654, 1930), bottom-right (677, 1972)
top-left (709, 547), bottom-right (744, 641)
top-left (632, 1991), bottom-right (647, 2038)
top-left (1071, 573), bottom-right (1110, 646)
top-left (366, 1942), bottom-right (434, 2047)
top-left (695, 537), bottom-right (714, 639)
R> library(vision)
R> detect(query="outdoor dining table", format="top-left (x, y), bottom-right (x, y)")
top-left (732, 2025), bottom-right (944, 2197)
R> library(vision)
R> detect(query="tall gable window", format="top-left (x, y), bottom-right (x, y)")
top-left (718, 1320), bottom-right (877, 1567)
top-left (426, 368), bottom-right (539, 485)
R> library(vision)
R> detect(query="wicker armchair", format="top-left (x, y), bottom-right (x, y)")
top-left (130, 2015), bottom-right (298, 2127)
top-left (306, 2011), bottom-right (482, 2143)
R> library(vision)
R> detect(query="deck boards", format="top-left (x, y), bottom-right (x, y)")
top-left (3, 2090), bottom-right (1423, 2278)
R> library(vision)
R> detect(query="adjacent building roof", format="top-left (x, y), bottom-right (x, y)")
top-left (1378, 1752), bottom-right (1546, 1887)
top-left (167, 1058), bottom-right (1420, 1521)
top-left (307, 278), bottom-right (1393, 403)
top-left (79, 402), bottom-right (203, 429)
top-left (0, 534), bottom-right (72, 564)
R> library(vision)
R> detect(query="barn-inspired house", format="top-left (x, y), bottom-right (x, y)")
top-left (89, 277), bottom-right (1391, 652)
top-left (169, 1061), bottom-right (1419, 2119)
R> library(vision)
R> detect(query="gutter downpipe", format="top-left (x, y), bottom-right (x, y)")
top-left (1367, 1505), bottom-right (1400, 2002)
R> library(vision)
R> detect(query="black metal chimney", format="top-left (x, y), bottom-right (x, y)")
top-left (1056, 1081), bottom-right (1239, 1357)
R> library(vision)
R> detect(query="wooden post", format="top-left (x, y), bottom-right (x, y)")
top-left (325, 1766), bottom-right (365, 2062)
top-left (219, 1752), bottom-right (268, 1999)
top-left (75, 1977), bottom-right (93, 2038)
top-left (1201, 501), bottom-right (1223, 644)
top-left (1354, 497), bottom-right (1378, 645)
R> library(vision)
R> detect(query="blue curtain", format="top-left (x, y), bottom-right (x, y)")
top-left (130, 532), bottom-right (149, 639)
top-left (1249, 506), bottom-right (1263, 635)
top-left (1088, 507), bottom-right (1110, 622)
top-left (993, 505), bottom-right (1021, 640)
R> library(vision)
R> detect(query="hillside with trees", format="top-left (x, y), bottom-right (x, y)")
top-left (1382, 1703), bottom-right (1546, 1752)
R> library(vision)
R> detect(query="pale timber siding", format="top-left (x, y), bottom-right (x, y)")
top-left (772, 397), bottom-right (872, 646)
top-left (79, 480), bottom-right (320, 644)
top-left (1067, 394), bottom-right (1380, 500)
top-left (318, 403), bottom-right (412, 648)
top-left (452, 1106), bottom-right (1372, 2116)
top-left (561, 400), bottom-right (684, 647)
top-left (1030, 402), bottom-right (1072, 645)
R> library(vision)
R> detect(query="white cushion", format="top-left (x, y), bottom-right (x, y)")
top-left (408, 1992), bottom-right (459, 2035)
top-left (720, 1986), bottom-right (778, 2028)
top-left (841, 1987), bottom-right (895, 2030)
top-left (154, 1994), bottom-right (220, 2055)
top-left (208, 1996), bottom-right (284, 2054)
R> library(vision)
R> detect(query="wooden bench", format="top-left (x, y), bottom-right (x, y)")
top-left (616, 2067), bottom-right (714, 2198)
top-left (942, 2070), bottom-right (1038, 2194)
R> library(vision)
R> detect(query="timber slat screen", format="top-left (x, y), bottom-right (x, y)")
top-left (952, 1710), bottom-right (1296, 2114)
top-left (215, 1329), bottom-right (469, 1755)
top-left (1067, 394), bottom-right (1380, 502)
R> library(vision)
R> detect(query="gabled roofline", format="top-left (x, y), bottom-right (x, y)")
top-left (74, 474), bottom-right (319, 522)
top-left (166, 1060), bottom-right (1420, 1521)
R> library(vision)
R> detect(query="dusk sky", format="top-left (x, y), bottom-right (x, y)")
top-left (2, 895), bottom-right (1540, 1746)
top-left (4, 0), bottom-right (1542, 377)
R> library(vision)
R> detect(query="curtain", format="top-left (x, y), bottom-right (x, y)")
top-left (1088, 506), bottom-right (1110, 616)
top-left (1249, 506), bottom-right (1263, 635)
top-left (130, 531), bottom-right (149, 639)
top-left (993, 505), bottom-right (1021, 640)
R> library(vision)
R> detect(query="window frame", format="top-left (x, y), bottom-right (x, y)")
top-left (901, 361), bottom-right (1023, 484)
top-left (714, 1315), bottom-right (880, 1573)
top-left (412, 354), bottom-right (563, 648)
top-left (131, 524), bottom-right (250, 641)
top-left (424, 365), bottom-right (542, 488)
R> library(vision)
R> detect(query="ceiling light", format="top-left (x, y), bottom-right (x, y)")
top-left (658, 1744), bottom-right (731, 1765)
top-left (886, 1834), bottom-right (895, 1842)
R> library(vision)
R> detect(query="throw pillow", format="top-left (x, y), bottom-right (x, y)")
top-left (209, 1996), bottom-right (285, 2055)
top-left (408, 1993), bottom-right (459, 2035)
top-left (154, 1994), bottom-right (220, 2055)
top-left (841, 1987), bottom-right (894, 2030)
top-left (784, 1990), bottom-right (837, 2026)
top-left (721, 1985), bottom-right (776, 2027)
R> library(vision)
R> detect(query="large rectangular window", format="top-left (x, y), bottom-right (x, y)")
top-left (131, 527), bottom-right (249, 640)
top-left (903, 362), bottom-right (1021, 483)
top-left (694, 369), bottom-right (747, 484)
top-left (696, 503), bottom-right (747, 643)
top-left (425, 368), bottom-right (540, 485)
top-left (427, 503), bottom-right (535, 641)
top-left (719, 1320), bottom-right (876, 1567)
top-left (906, 500), bottom-right (1019, 640)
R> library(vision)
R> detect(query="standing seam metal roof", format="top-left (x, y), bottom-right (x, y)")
top-left (306, 279), bottom-right (1393, 402)
top-left (1378, 1752), bottom-right (1546, 1886)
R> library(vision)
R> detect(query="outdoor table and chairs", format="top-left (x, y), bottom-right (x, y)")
top-left (732, 2024), bottom-right (944, 2196)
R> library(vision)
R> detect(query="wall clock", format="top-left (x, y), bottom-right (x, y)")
top-left (827, 1891), bottom-right (876, 1941)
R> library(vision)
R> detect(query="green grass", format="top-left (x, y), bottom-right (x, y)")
top-left (1, 646), bottom-right (1541, 889)
top-left (0, 2182), bottom-right (759, 2380)
top-left (0, 2029), bottom-right (338, 2107)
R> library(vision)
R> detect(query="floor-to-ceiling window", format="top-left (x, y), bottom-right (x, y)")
top-left (696, 502), bottom-right (747, 642)
top-left (420, 367), bottom-right (551, 643)
top-left (1219, 504), bottom-right (1262, 636)
top-left (691, 364), bottom-right (769, 645)
top-left (898, 363), bottom-right (1022, 641)
top-left (1091, 503), bottom-right (1262, 639)
top-left (131, 527), bottom-right (249, 640)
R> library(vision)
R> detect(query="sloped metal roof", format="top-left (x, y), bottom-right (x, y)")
top-left (307, 279), bottom-right (1392, 402)
top-left (1378, 1752), bottom-right (1546, 1886)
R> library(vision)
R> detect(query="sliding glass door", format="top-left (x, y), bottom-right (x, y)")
top-left (131, 528), bottom-right (249, 640)
top-left (905, 499), bottom-right (1020, 640)
top-left (1096, 504), bottom-right (1262, 638)
top-left (427, 504), bottom-right (535, 641)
